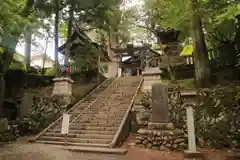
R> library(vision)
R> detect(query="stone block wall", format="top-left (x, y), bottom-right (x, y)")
top-left (134, 86), bottom-right (240, 150)
top-left (136, 128), bottom-right (187, 150)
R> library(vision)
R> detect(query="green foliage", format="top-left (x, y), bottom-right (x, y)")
top-left (59, 22), bottom-right (68, 40)
top-left (9, 59), bottom-right (27, 71)
top-left (144, 0), bottom-right (190, 37)
top-left (45, 67), bottom-right (57, 76)
top-left (196, 85), bottom-right (240, 148)
top-left (0, 52), bottom-right (27, 71)
top-left (215, 4), bottom-right (240, 24)
top-left (71, 43), bottom-right (98, 71)
top-left (143, 0), bottom-right (239, 43)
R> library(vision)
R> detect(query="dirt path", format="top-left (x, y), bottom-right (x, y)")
top-left (0, 136), bottom-right (231, 160)
top-left (0, 143), bottom-right (124, 160)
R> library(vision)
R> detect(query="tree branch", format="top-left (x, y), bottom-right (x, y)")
top-left (135, 25), bottom-right (157, 36)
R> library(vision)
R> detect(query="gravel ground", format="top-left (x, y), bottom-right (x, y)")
top-left (0, 143), bottom-right (184, 160)
top-left (0, 143), bottom-right (124, 160)
top-left (0, 143), bottom-right (232, 160)
top-left (0, 134), bottom-right (231, 160)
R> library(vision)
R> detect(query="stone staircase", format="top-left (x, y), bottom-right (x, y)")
top-left (31, 76), bottom-right (143, 148)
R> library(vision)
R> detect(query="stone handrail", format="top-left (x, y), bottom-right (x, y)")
top-left (29, 78), bottom-right (114, 142)
top-left (69, 77), bottom-right (119, 125)
top-left (109, 77), bottom-right (143, 148)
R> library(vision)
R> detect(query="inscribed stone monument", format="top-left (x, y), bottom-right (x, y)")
top-left (20, 92), bottom-right (35, 118)
top-left (151, 83), bottom-right (169, 123)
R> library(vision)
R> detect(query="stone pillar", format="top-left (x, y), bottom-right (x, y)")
top-left (118, 68), bottom-right (122, 77)
top-left (181, 90), bottom-right (205, 160)
top-left (185, 105), bottom-right (197, 152)
top-left (52, 77), bottom-right (74, 105)
top-left (108, 60), bottom-right (119, 77)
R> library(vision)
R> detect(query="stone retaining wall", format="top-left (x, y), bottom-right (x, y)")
top-left (136, 126), bottom-right (187, 150)
top-left (134, 85), bottom-right (240, 150)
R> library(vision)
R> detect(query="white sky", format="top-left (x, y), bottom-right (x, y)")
top-left (16, 0), bottom-right (143, 61)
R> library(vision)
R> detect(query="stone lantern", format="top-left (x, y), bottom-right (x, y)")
top-left (52, 77), bottom-right (74, 105)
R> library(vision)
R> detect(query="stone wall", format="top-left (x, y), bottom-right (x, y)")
top-left (136, 124), bottom-right (187, 150)
top-left (133, 85), bottom-right (240, 150)
top-left (132, 90), bottom-right (187, 151)
top-left (0, 95), bottom-right (67, 142)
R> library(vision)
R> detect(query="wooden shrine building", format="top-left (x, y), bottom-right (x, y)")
top-left (112, 44), bottom-right (162, 76)
top-left (59, 27), bottom-right (111, 68)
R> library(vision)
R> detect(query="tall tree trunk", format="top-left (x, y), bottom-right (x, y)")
top-left (24, 26), bottom-right (32, 71)
top-left (0, 50), bottom-right (13, 118)
top-left (0, 0), bottom-right (35, 117)
top-left (54, 0), bottom-right (60, 77)
top-left (190, 0), bottom-right (211, 88)
top-left (234, 15), bottom-right (240, 53)
top-left (65, 0), bottom-right (74, 68)
top-left (41, 35), bottom-right (49, 75)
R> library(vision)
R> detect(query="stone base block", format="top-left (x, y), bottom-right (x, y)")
top-left (226, 156), bottom-right (240, 160)
top-left (148, 122), bottom-right (174, 130)
top-left (184, 150), bottom-right (206, 160)
top-left (184, 150), bottom-right (205, 160)
top-left (136, 128), bottom-right (187, 151)
top-left (226, 150), bottom-right (240, 160)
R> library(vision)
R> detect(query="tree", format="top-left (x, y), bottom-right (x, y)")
top-left (190, 0), bottom-right (210, 87)
top-left (0, 0), bottom-right (130, 117)
top-left (142, 0), bottom-right (240, 87)
top-left (0, 0), bottom-right (35, 118)
top-left (24, 25), bottom-right (32, 71)
top-left (54, 0), bottom-right (60, 77)
top-left (0, 0), bottom-right (58, 117)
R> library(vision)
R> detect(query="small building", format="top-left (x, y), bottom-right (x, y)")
top-left (58, 27), bottom-right (112, 76)
top-left (31, 54), bottom-right (55, 69)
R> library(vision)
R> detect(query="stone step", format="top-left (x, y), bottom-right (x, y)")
top-left (54, 122), bottom-right (120, 128)
top-left (53, 119), bottom-right (122, 127)
top-left (71, 122), bottom-right (120, 127)
top-left (57, 146), bottom-right (128, 155)
top-left (36, 140), bottom-right (110, 148)
top-left (69, 112), bottom-right (127, 116)
top-left (47, 129), bottom-right (116, 135)
top-left (70, 106), bottom-right (128, 112)
top-left (39, 136), bottom-right (111, 144)
top-left (51, 125), bottom-right (118, 131)
top-left (68, 125), bottom-right (118, 131)
top-left (76, 115), bottom-right (124, 120)
top-left (43, 132), bottom-right (114, 139)
top-left (34, 77), bottom-right (142, 147)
